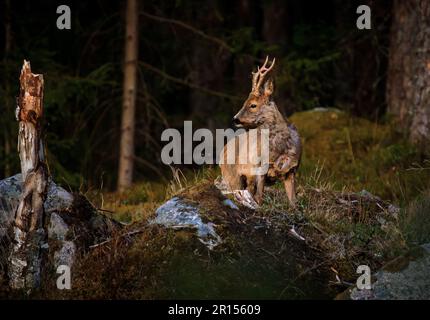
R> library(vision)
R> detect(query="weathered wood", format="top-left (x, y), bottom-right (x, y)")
top-left (8, 60), bottom-right (48, 290)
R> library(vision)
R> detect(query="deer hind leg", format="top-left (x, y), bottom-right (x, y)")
top-left (284, 172), bottom-right (297, 206)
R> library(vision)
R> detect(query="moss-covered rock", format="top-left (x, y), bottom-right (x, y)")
top-left (0, 174), bottom-right (121, 297)
top-left (337, 243), bottom-right (430, 300)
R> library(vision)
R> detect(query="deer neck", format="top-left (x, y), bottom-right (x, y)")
top-left (260, 102), bottom-right (289, 134)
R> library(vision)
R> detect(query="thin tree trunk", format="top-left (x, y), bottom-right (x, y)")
top-left (8, 60), bottom-right (48, 290)
top-left (118, 0), bottom-right (139, 192)
top-left (387, 0), bottom-right (430, 148)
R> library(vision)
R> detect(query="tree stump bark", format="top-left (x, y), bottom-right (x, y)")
top-left (8, 60), bottom-right (48, 290)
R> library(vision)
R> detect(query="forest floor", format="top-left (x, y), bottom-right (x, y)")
top-left (2, 108), bottom-right (430, 299)
top-left (60, 108), bottom-right (430, 299)
top-left (94, 108), bottom-right (430, 246)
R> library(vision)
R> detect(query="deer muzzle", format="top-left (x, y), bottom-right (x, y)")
top-left (232, 116), bottom-right (244, 128)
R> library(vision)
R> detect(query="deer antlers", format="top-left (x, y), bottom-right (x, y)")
top-left (251, 56), bottom-right (276, 96)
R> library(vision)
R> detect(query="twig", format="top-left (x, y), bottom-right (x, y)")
top-left (344, 127), bottom-right (356, 167)
top-left (293, 259), bottom-right (330, 282)
top-left (96, 208), bottom-right (114, 214)
top-left (310, 221), bottom-right (328, 235)
top-left (140, 11), bottom-right (233, 52)
top-left (140, 11), bottom-right (265, 65)
top-left (89, 229), bottom-right (144, 249)
top-left (133, 155), bottom-right (166, 179)
top-left (259, 247), bottom-right (279, 261)
top-left (139, 61), bottom-right (241, 101)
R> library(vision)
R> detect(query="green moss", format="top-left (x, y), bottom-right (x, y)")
top-left (63, 108), bottom-right (430, 298)
top-left (290, 109), bottom-right (430, 205)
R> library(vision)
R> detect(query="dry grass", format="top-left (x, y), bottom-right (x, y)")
top-left (1, 109), bottom-right (429, 299)
top-left (261, 180), bottom-right (406, 282)
top-left (400, 191), bottom-right (430, 246)
top-left (75, 109), bottom-right (429, 288)
top-left (291, 109), bottom-right (430, 205)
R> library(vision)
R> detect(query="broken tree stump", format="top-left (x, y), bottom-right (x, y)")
top-left (8, 60), bottom-right (48, 290)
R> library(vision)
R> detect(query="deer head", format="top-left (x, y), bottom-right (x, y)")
top-left (233, 56), bottom-right (278, 129)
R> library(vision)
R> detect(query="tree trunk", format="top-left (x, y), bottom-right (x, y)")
top-left (118, 0), bottom-right (139, 192)
top-left (387, 0), bottom-right (430, 149)
top-left (8, 60), bottom-right (48, 290)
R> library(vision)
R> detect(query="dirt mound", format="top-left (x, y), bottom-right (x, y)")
top-left (35, 181), bottom-right (403, 299)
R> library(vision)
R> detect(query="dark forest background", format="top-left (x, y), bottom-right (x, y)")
top-left (0, 0), bottom-right (425, 191)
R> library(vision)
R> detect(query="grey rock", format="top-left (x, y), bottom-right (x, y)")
top-left (339, 243), bottom-right (430, 300)
top-left (45, 179), bottom-right (74, 212)
top-left (54, 241), bottom-right (76, 268)
top-left (151, 197), bottom-right (222, 250)
top-left (222, 199), bottom-right (239, 210)
top-left (387, 204), bottom-right (400, 218)
top-left (1, 174), bottom-right (119, 291)
top-left (310, 107), bottom-right (341, 113)
top-left (0, 175), bottom-right (22, 237)
top-left (358, 189), bottom-right (384, 203)
top-left (48, 212), bottom-right (69, 241)
top-left (0, 174), bottom-right (74, 237)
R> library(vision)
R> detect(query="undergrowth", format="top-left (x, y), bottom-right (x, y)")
top-left (10, 109), bottom-right (426, 299)
top-left (95, 109), bottom-right (430, 248)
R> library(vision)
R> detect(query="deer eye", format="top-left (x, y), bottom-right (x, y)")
top-left (250, 104), bottom-right (257, 109)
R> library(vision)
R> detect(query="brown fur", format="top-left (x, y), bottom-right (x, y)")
top-left (220, 58), bottom-right (301, 206)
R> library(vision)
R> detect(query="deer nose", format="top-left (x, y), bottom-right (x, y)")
top-left (232, 117), bottom-right (242, 126)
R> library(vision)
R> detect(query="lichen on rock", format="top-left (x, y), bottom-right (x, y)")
top-left (151, 196), bottom-right (222, 250)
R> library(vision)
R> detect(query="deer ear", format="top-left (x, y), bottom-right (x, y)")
top-left (263, 78), bottom-right (274, 97)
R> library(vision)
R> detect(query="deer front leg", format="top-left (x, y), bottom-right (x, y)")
top-left (246, 176), bottom-right (256, 195)
top-left (253, 175), bottom-right (265, 205)
top-left (284, 172), bottom-right (297, 206)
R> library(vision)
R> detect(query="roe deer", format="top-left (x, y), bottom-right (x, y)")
top-left (219, 56), bottom-right (301, 206)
